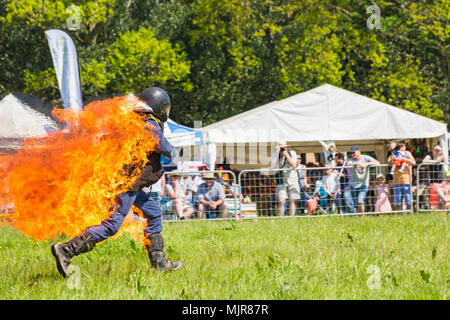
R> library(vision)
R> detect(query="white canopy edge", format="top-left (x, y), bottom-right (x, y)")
top-left (202, 84), bottom-right (447, 144)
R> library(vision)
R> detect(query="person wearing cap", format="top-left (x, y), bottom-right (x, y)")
top-left (269, 141), bottom-right (300, 216)
top-left (347, 146), bottom-right (380, 214)
top-left (422, 144), bottom-right (448, 209)
top-left (389, 142), bottom-right (416, 211)
top-left (197, 172), bottom-right (228, 219)
top-left (164, 170), bottom-right (194, 220)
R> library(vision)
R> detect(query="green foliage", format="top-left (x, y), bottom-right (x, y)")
top-left (367, 57), bottom-right (443, 120)
top-left (0, 0), bottom-right (447, 126)
top-left (1, 0), bottom-right (116, 44)
top-left (17, 26), bottom-right (192, 100)
top-left (182, 0), bottom-right (447, 125)
top-left (106, 27), bottom-right (192, 94)
top-left (81, 59), bottom-right (114, 96)
top-left (23, 68), bottom-right (60, 99)
top-left (375, 0), bottom-right (449, 123)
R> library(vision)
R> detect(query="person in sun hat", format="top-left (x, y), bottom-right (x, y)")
top-left (182, 164), bottom-right (209, 212)
top-left (51, 87), bottom-right (184, 277)
top-left (374, 173), bottom-right (392, 212)
top-left (422, 144), bottom-right (447, 209)
top-left (269, 141), bottom-right (300, 216)
top-left (164, 170), bottom-right (194, 220)
top-left (196, 172), bottom-right (228, 219)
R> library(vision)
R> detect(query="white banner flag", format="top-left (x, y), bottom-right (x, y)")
top-left (45, 29), bottom-right (83, 110)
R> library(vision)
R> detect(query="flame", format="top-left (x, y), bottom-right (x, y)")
top-left (0, 96), bottom-right (157, 241)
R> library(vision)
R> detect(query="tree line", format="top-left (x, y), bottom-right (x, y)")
top-left (0, 0), bottom-right (448, 127)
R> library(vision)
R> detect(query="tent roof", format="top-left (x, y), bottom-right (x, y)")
top-left (164, 119), bottom-right (194, 135)
top-left (0, 94), bottom-right (58, 141)
top-left (203, 84), bottom-right (447, 144)
top-left (164, 119), bottom-right (201, 147)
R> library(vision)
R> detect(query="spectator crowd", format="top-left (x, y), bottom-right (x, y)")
top-left (140, 140), bottom-right (449, 220)
top-left (146, 165), bottom-right (230, 220)
top-left (266, 141), bottom-right (449, 216)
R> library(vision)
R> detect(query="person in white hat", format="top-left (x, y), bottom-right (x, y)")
top-left (269, 141), bottom-right (300, 216)
top-left (164, 170), bottom-right (194, 220)
top-left (197, 172), bottom-right (228, 219)
top-left (422, 144), bottom-right (448, 209)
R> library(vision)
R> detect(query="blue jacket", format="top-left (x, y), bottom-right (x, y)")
top-left (147, 118), bottom-right (173, 157)
top-left (128, 117), bottom-right (173, 191)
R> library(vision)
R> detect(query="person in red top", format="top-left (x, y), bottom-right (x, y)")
top-left (422, 145), bottom-right (448, 209)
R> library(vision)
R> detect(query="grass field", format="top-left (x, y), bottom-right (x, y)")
top-left (0, 213), bottom-right (448, 300)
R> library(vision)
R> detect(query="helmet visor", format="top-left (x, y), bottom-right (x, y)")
top-left (133, 101), bottom-right (153, 113)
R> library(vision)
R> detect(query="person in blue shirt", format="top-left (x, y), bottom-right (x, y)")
top-left (51, 87), bottom-right (183, 277)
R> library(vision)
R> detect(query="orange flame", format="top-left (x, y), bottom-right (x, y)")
top-left (0, 96), bottom-right (157, 241)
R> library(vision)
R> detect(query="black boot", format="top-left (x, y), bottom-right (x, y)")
top-left (51, 231), bottom-right (96, 278)
top-left (146, 233), bottom-right (182, 272)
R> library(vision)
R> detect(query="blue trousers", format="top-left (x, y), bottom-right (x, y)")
top-left (342, 190), bottom-right (356, 214)
top-left (299, 189), bottom-right (307, 210)
top-left (87, 190), bottom-right (162, 243)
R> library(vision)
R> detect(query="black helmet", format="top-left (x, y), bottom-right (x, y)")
top-left (136, 87), bottom-right (171, 122)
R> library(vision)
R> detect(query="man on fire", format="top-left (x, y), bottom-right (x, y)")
top-left (51, 87), bottom-right (183, 276)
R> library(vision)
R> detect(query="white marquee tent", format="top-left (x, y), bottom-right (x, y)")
top-left (0, 94), bottom-right (58, 151)
top-left (201, 84), bottom-right (448, 168)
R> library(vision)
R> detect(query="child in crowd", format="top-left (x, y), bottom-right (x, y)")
top-left (374, 174), bottom-right (392, 212)
top-left (323, 166), bottom-right (340, 213)
top-left (312, 178), bottom-right (328, 213)
top-left (390, 143), bottom-right (408, 174)
top-left (305, 193), bottom-right (327, 215)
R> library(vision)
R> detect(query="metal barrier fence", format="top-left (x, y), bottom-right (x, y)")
top-left (237, 164), bottom-right (414, 218)
top-left (154, 170), bottom-right (238, 221)
top-left (415, 162), bottom-right (450, 212)
top-left (1, 164), bottom-right (447, 226)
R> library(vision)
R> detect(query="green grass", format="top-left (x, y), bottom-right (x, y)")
top-left (0, 213), bottom-right (448, 299)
